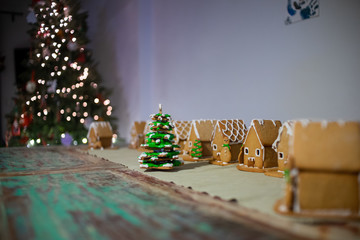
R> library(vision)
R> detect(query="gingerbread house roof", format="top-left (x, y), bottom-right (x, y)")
top-left (244, 119), bottom-right (282, 147)
top-left (291, 121), bottom-right (360, 172)
top-left (212, 119), bottom-right (247, 144)
top-left (173, 120), bottom-right (192, 143)
top-left (190, 120), bottom-right (217, 141)
top-left (130, 121), bottom-right (146, 136)
top-left (87, 121), bottom-right (113, 138)
top-left (272, 121), bottom-right (294, 152)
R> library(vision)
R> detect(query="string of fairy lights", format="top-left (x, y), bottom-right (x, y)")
top-left (27, 1), bottom-right (112, 126)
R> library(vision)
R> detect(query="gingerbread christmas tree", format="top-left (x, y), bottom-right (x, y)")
top-left (138, 105), bottom-right (183, 170)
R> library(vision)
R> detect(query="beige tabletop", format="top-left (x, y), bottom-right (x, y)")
top-left (84, 147), bottom-right (360, 240)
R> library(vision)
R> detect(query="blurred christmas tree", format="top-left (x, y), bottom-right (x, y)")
top-left (5, 0), bottom-right (116, 147)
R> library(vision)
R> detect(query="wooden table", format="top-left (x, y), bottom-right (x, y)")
top-left (1, 146), bottom-right (359, 239)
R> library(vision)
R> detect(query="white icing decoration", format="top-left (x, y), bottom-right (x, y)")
top-left (337, 120), bottom-right (346, 127)
top-left (244, 120), bottom-right (265, 162)
top-left (162, 163), bottom-right (173, 167)
top-left (215, 119), bottom-right (247, 144)
top-left (159, 152), bottom-right (167, 157)
top-left (252, 119), bottom-right (264, 126)
top-left (172, 121), bottom-right (192, 143)
top-left (290, 168), bottom-right (299, 177)
top-left (193, 121), bottom-right (200, 139)
top-left (278, 204), bottom-right (288, 213)
top-left (272, 121), bottom-right (294, 151)
top-left (298, 119), bottom-right (311, 128)
top-left (86, 121), bottom-right (112, 139)
top-left (321, 120), bottom-right (328, 129)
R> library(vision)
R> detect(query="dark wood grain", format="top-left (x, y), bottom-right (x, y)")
top-left (0, 147), bottom-right (302, 240)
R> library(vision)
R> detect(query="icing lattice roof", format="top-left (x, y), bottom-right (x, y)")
top-left (173, 121), bottom-right (192, 141)
top-left (215, 119), bottom-right (247, 144)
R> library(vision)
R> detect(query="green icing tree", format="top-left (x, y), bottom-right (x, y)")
top-left (5, 0), bottom-right (116, 147)
top-left (191, 139), bottom-right (202, 159)
top-left (138, 105), bottom-right (183, 170)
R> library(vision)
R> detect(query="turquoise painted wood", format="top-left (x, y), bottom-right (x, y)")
top-left (0, 148), bottom-right (282, 240)
top-left (0, 147), bottom-right (87, 173)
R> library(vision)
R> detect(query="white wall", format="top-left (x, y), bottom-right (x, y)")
top-left (150, 0), bottom-right (360, 123)
top-left (83, 0), bottom-right (360, 141)
top-left (0, 1), bottom-right (30, 144)
top-left (81, 0), bottom-right (140, 142)
top-left (2, 0), bottom-right (360, 143)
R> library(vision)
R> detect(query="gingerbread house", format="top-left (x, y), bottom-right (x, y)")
top-left (87, 121), bottom-right (113, 149)
top-left (129, 121), bottom-right (146, 149)
top-left (181, 119), bottom-right (217, 161)
top-left (172, 120), bottom-right (192, 153)
top-left (210, 119), bottom-right (247, 166)
top-left (275, 121), bottom-right (360, 219)
top-left (237, 119), bottom-right (282, 172)
top-left (265, 121), bottom-right (294, 178)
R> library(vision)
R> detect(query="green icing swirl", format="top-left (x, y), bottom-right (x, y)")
top-left (146, 132), bottom-right (175, 141)
top-left (191, 139), bottom-right (202, 158)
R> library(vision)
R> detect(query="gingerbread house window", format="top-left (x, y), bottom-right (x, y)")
top-left (255, 148), bottom-right (260, 157)
top-left (189, 141), bottom-right (192, 147)
top-left (213, 144), bottom-right (217, 151)
top-left (279, 152), bottom-right (284, 159)
top-left (244, 147), bottom-right (249, 155)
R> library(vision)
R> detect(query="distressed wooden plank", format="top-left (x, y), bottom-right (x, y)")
top-left (0, 147), bottom-right (314, 240)
top-left (0, 147), bottom-right (119, 177)
top-left (0, 170), bottom-right (287, 240)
